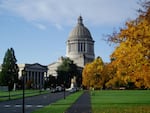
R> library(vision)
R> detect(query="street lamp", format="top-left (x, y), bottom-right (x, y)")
top-left (64, 81), bottom-right (66, 99)
top-left (8, 81), bottom-right (11, 100)
top-left (22, 69), bottom-right (26, 113)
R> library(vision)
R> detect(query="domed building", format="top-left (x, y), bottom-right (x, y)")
top-left (3, 16), bottom-right (95, 90)
top-left (48, 16), bottom-right (95, 76)
top-left (66, 16), bottom-right (95, 67)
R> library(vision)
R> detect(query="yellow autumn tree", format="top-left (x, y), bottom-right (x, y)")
top-left (107, 1), bottom-right (150, 89)
top-left (82, 57), bottom-right (104, 89)
top-left (103, 62), bottom-right (118, 89)
top-left (82, 63), bottom-right (92, 89)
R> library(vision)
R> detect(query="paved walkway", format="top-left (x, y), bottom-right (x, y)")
top-left (65, 91), bottom-right (91, 113)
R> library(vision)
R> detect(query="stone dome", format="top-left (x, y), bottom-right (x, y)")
top-left (68, 16), bottom-right (93, 40)
top-left (66, 16), bottom-right (95, 67)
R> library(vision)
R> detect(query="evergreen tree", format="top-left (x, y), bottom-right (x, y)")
top-left (0, 48), bottom-right (19, 90)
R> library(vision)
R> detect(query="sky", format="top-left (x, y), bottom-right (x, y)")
top-left (0, 0), bottom-right (140, 65)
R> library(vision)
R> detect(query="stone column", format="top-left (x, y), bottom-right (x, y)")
top-left (85, 41), bottom-right (87, 52)
top-left (41, 72), bottom-right (44, 88)
top-left (30, 71), bottom-right (32, 88)
top-left (27, 71), bottom-right (29, 82)
top-left (36, 72), bottom-right (38, 89)
top-left (76, 41), bottom-right (78, 52)
top-left (34, 72), bottom-right (36, 89)
top-left (39, 72), bottom-right (42, 89)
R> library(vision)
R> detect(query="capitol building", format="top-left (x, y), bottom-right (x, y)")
top-left (48, 16), bottom-right (95, 77)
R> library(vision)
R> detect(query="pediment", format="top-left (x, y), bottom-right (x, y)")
top-left (26, 63), bottom-right (47, 71)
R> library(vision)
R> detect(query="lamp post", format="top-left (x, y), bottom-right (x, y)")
top-left (22, 69), bottom-right (26, 113)
top-left (8, 81), bottom-right (11, 100)
top-left (64, 81), bottom-right (66, 99)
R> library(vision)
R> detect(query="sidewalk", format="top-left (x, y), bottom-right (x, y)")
top-left (65, 91), bottom-right (91, 113)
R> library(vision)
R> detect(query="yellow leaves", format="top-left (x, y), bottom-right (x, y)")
top-left (107, 6), bottom-right (150, 89)
top-left (105, 2), bottom-right (150, 89)
top-left (82, 57), bottom-right (105, 89)
top-left (82, 63), bottom-right (91, 88)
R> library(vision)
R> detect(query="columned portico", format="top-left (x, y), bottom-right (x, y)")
top-left (18, 63), bottom-right (48, 89)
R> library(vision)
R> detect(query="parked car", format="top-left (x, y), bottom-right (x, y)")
top-left (56, 86), bottom-right (63, 92)
top-left (50, 88), bottom-right (57, 93)
top-left (69, 87), bottom-right (77, 93)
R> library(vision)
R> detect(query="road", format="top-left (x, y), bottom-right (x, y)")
top-left (0, 91), bottom-right (69, 113)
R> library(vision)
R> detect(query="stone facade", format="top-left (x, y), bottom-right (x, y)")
top-left (18, 63), bottom-right (48, 89)
top-left (48, 16), bottom-right (95, 77)
top-left (48, 57), bottom-right (63, 77)
top-left (0, 63), bottom-right (47, 89)
top-left (66, 16), bottom-right (95, 67)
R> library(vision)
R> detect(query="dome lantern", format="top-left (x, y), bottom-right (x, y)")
top-left (78, 16), bottom-right (83, 26)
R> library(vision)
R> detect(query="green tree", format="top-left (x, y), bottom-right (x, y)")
top-left (0, 48), bottom-right (19, 90)
top-left (56, 57), bottom-right (78, 88)
top-left (48, 75), bottom-right (57, 88)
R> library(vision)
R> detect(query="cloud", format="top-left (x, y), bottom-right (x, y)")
top-left (0, 0), bottom-right (140, 28)
top-left (34, 23), bottom-right (47, 30)
top-left (55, 23), bottom-right (63, 30)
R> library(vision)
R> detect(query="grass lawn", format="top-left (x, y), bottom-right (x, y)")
top-left (32, 91), bottom-right (83, 113)
top-left (91, 90), bottom-right (150, 113)
top-left (0, 90), bottom-right (49, 101)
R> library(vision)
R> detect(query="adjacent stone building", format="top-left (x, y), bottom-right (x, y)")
top-left (18, 63), bottom-right (48, 89)
top-left (48, 57), bottom-right (63, 77)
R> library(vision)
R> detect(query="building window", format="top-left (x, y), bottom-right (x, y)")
top-left (81, 43), bottom-right (83, 52)
top-left (83, 42), bottom-right (85, 52)
top-left (77, 42), bottom-right (87, 52)
top-left (78, 42), bottom-right (80, 52)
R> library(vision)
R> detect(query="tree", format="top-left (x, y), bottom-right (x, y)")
top-left (82, 57), bottom-right (105, 89)
top-left (49, 75), bottom-right (57, 88)
top-left (56, 57), bottom-right (78, 88)
top-left (102, 63), bottom-right (117, 89)
top-left (0, 48), bottom-right (19, 90)
top-left (106, 1), bottom-right (150, 89)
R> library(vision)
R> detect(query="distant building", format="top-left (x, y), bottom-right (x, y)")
top-left (48, 16), bottom-right (95, 76)
top-left (0, 63), bottom-right (47, 89)
top-left (18, 63), bottom-right (48, 89)
top-left (48, 57), bottom-right (63, 77)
